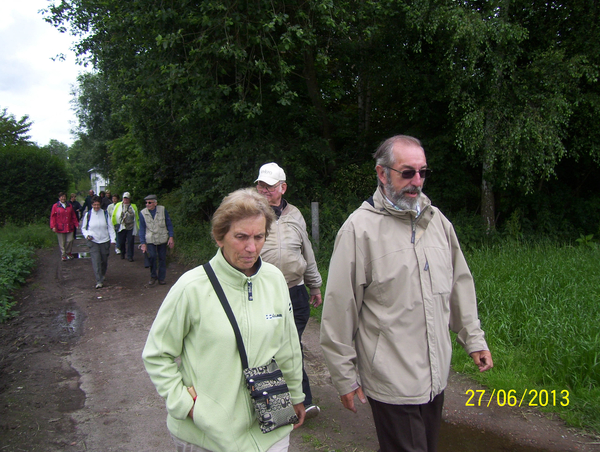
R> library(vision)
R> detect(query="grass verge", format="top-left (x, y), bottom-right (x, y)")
top-left (452, 241), bottom-right (600, 434)
top-left (0, 222), bottom-right (56, 322)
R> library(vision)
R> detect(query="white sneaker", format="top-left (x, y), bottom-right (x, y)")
top-left (115, 248), bottom-right (121, 254)
top-left (304, 405), bottom-right (320, 420)
top-left (95, 283), bottom-right (103, 289)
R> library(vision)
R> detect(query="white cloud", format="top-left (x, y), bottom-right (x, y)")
top-left (0, 0), bottom-right (85, 146)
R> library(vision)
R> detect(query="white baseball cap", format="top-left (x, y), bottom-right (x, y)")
top-left (255, 163), bottom-right (286, 186)
top-left (122, 192), bottom-right (131, 198)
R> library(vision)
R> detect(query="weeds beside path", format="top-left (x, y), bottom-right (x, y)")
top-left (1, 241), bottom-right (599, 451)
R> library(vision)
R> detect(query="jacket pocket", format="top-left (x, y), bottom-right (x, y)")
top-left (424, 247), bottom-right (452, 295)
top-left (192, 391), bottom-right (241, 449)
top-left (369, 332), bottom-right (423, 396)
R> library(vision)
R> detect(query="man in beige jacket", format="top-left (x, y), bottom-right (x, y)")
top-left (256, 162), bottom-right (323, 420)
top-left (320, 135), bottom-right (493, 452)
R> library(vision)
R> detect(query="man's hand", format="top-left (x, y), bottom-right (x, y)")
top-left (310, 293), bottom-right (323, 308)
top-left (340, 386), bottom-right (367, 413)
top-left (168, 237), bottom-right (175, 249)
top-left (140, 244), bottom-right (147, 253)
top-left (470, 350), bottom-right (494, 372)
top-left (293, 403), bottom-right (305, 429)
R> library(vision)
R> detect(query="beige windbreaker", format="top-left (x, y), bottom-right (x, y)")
top-left (320, 188), bottom-right (489, 405)
top-left (261, 202), bottom-right (322, 295)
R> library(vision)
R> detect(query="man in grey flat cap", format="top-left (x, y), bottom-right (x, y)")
top-left (139, 194), bottom-right (175, 285)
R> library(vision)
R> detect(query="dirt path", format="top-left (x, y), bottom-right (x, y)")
top-left (1, 239), bottom-right (599, 451)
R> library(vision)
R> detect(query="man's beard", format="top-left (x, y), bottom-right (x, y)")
top-left (385, 181), bottom-right (422, 210)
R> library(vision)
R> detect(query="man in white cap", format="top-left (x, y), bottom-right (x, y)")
top-left (255, 162), bottom-right (323, 420)
top-left (111, 192), bottom-right (139, 261)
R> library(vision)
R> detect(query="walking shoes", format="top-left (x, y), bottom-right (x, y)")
top-left (304, 405), bottom-right (321, 420)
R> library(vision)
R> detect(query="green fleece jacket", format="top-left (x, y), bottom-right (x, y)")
top-left (142, 249), bottom-right (304, 451)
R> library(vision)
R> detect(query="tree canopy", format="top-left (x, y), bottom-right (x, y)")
top-left (0, 108), bottom-right (33, 147)
top-left (45, 0), bottom-right (600, 237)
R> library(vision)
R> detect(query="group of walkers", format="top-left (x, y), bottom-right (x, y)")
top-left (49, 190), bottom-right (175, 289)
top-left (52, 134), bottom-right (494, 452)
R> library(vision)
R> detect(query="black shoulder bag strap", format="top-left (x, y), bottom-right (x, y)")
top-left (203, 263), bottom-right (249, 369)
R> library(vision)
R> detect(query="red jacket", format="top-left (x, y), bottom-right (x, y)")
top-left (50, 202), bottom-right (79, 233)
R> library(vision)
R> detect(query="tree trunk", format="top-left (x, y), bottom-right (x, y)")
top-left (481, 153), bottom-right (496, 232)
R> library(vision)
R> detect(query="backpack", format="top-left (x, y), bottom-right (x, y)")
top-left (85, 209), bottom-right (109, 230)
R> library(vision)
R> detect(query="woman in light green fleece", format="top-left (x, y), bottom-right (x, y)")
top-left (143, 188), bottom-right (305, 452)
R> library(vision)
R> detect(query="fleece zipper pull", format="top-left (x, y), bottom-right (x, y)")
top-left (411, 217), bottom-right (416, 244)
top-left (247, 280), bottom-right (253, 301)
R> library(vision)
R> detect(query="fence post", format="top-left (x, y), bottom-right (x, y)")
top-left (311, 202), bottom-right (319, 248)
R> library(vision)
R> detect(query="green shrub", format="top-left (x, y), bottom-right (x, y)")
top-left (0, 221), bottom-right (56, 249)
top-left (0, 241), bottom-right (35, 322)
top-left (0, 144), bottom-right (70, 225)
top-left (172, 220), bottom-right (217, 268)
top-left (0, 222), bottom-right (55, 322)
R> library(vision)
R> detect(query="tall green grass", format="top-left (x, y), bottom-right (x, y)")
top-left (452, 242), bottom-right (600, 433)
top-left (173, 221), bottom-right (219, 268)
top-left (0, 222), bottom-right (56, 322)
top-left (0, 221), bottom-right (57, 249)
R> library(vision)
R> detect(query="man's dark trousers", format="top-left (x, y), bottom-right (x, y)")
top-left (368, 392), bottom-right (444, 452)
top-left (118, 228), bottom-right (134, 260)
top-left (147, 243), bottom-right (167, 281)
top-left (289, 284), bottom-right (312, 407)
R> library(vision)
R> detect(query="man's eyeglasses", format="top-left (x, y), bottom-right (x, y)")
top-left (145, 201), bottom-right (156, 204)
top-left (256, 181), bottom-right (282, 193)
top-left (385, 166), bottom-right (432, 179)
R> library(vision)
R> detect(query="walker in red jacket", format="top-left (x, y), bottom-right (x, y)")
top-left (50, 192), bottom-right (80, 261)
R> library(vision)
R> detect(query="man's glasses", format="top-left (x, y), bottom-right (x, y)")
top-left (385, 166), bottom-right (432, 179)
top-left (256, 181), bottom-right (282, 193)
top-left (145, 201), bottom-right (156, 204)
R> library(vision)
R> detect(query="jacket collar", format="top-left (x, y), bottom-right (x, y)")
top-left (210, 248), bottom-right (263, 285)
top-left (366, 187), bottom-right (435, 227)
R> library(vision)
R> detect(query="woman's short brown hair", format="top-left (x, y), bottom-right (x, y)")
top-left (211, 188), bottom-right (275, 243)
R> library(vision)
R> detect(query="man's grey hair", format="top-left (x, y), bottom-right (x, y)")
top-left (373, 135), bottom-right (423, 186)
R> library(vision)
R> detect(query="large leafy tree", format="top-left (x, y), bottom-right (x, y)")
top-left (47, 0), bottom-right (600, 234)
top-left (431, 0), bottom-right (598, 230)
top-left (47, 1), bottom-right (342, 207)
top-left (0, 108), bottom-right (33, 147)
top-left (41, 139), bottom-right (69, 161)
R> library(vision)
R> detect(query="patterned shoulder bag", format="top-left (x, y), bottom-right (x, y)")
top-left (203, 263), bottom-right (299, 433)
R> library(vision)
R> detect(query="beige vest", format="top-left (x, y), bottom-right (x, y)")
top-left (141, 205), bottom-right (169, 245)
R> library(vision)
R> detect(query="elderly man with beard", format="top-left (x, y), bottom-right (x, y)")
top-left (320, 135), bottom-right (493, 452)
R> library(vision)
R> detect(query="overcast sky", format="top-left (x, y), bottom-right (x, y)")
top-left (0, 0), bottom-right (85, 146)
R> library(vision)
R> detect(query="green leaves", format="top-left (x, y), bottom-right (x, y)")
top-left (44, 0), bottom-right (600, 237)
top-left (0, 241), bottom-right (35, 323)
top-left (1, 145), bottom-right (70, 225)
top-left (0, 108), bottom-right (33, 147)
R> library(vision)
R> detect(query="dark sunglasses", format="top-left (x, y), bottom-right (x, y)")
top-left (385, 166), bottom-right (432, 179)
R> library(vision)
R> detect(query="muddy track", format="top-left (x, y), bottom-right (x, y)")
top-left (1, 238), bottom-right (599, 451)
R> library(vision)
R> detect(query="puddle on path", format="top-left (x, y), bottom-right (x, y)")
top-left (52, 306), bottom-right (84, 341)
top-left (440, 421), bottom-right (551, 452)
top-left (77, 252), bottom-right (91, 258)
